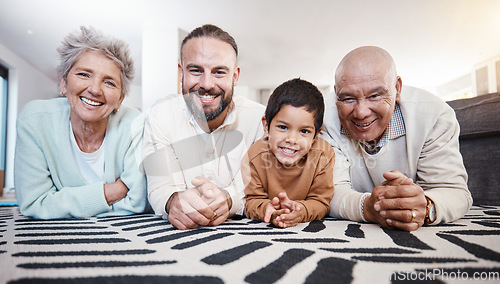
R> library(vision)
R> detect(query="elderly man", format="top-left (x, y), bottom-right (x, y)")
top-left (143, 24), bottom-right (265, 230)
top-left (321, 46), bottom-right (472, 231)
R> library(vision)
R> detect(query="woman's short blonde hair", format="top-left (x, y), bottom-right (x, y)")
top-left (56, 26), bottom-right (135, 97)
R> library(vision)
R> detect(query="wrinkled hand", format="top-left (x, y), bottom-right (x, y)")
top-left (364, 171), bottom-right (427, 231)
top-left (167, 176), bottom-right (231, 230)
top-left (104, 178), bottom-right (129, 206)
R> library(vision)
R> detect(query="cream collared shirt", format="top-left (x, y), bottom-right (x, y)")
top-left (143, 94), bottom-right (265, 219)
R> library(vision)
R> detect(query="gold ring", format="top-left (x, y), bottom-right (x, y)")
top-left (211, 212), bottom-right (218, 221)
top-left (410, 209), bottom-right (416, 223)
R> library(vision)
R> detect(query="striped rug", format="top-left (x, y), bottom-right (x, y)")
top-left (0, 205), bottom-right (499, 283)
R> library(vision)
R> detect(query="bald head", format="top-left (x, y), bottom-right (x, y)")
top-left (333, 46), bottom-right (402, 142)
top-left (335, 46), bottom-right (398, 89)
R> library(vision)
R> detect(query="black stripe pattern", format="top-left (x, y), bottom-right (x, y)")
top-left (0, 205), bottom-right (499, 283)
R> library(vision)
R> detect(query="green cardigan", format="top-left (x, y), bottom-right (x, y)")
top-left (14, 97), bottom-right (149, 219)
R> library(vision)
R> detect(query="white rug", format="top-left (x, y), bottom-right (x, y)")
top-left (0, 205), bottom-right (499, 283)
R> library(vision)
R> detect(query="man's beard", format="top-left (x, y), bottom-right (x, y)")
top-left (183, 85), bottom-right (233, 122)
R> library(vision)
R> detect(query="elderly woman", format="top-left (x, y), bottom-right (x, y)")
top-left (14, 26), bottom-right (148, 218)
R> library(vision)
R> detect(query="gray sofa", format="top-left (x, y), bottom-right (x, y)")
top-left (447, 93), bottom-right (500, 205)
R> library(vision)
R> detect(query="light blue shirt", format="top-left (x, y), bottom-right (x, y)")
top-left (14, 98), bottom-right (149, 219)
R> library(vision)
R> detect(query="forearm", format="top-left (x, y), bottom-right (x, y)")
top-left (110, 176), bottom-right (148, 215)
top-left (14, 121), bottom-right (110, 219)
top-left (244, 198), bottom-right (271, 221)
top-left (112, 127), bottom-right (149, 214)
top-left (15, 181), bottom-right (110, 219)
top-left (222, 174), bottom-right (245, 216)
top-left (147, 175), bottom-right (186, 219)
top-left (417, 106), bottom-right (472, 224)
top-left (329, 184), bottom-right (368, 222)
top-left (296, 199), bottom-right (331, 222)
top-left (424, 187), bottom-right (472, 224)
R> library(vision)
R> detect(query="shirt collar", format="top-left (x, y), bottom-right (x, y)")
top-left (340, 103), bottom-right (405, 152)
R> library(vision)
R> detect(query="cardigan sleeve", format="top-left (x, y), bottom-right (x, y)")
top-left (108, 113), bottom-right (149, 215)
top-left (14, 116), bottom-right (111, 219)
top-left (416, 105), bottom-right (473, 224)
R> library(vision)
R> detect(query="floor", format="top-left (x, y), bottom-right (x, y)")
top-left (0, 188), bottom-right (17, 205)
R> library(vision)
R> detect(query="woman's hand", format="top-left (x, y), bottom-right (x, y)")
top-left (104, 178), bottom-right (129, 206)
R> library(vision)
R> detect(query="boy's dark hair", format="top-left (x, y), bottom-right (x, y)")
top-left (180, 24), bottom-right (238, 61)
top-left (265, 78), bottom-right (324, 136)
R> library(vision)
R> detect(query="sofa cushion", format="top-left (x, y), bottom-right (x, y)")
top-left (447, 93), bottom-right (500, 138)
top-left (447, 93), bottom-right (500, 205)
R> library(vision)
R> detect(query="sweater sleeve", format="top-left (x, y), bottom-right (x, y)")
top-left (14, 117), bottom-right (111, 219)
top-left (108, 113), bottom-right (149, 215)
top-left (416, 105), bottom-right (473, 224)
top-left (321, 133), bottom-right (367, 221)
top-left (242, 153), bottom-right (271, 221)
top-left (225, 123), bottom-right (266, 216)
top-left (296, 149), bottom-right (335, 222)
top-left (142, 110), bottom-right (187, 219)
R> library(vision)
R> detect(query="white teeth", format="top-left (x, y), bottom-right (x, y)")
top-left (281, 148), bottom-right (296, 154)
top-left (81, 97), bottom-right (103, 106)
top-left (199, 95), bottom-right (216, 100)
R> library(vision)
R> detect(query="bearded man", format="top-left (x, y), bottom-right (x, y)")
top-left (143, 24), bottom-right (265, 230)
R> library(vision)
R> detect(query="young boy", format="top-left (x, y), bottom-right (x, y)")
top-left (242, 78), bottom-right (334, 228)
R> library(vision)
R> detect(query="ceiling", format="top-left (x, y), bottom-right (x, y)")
top-left (1, 0), bottom-right (500, 97)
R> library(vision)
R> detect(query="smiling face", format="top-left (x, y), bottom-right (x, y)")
top-left (335, 47), bottom-right (402, 142)
top-left (179, 37), bottom-right (240, 127)
top-left (60, 51), bottom-right (123, 127)
top-left (264, 105), bottom-right (316, 167)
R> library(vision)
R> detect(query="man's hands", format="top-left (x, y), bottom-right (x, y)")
top-left (166, 177), bottom-right (232, 230)
top-left (264, 192), bottom-right (302, 228)
top-left (363, 171), bottom-right (427, 231)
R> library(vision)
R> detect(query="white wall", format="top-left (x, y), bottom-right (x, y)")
top-left (142, 24), bottom-right (179, 112)
top-left (0, 42), bottom-right (56, 190)
top-left (234, 85), bottom-right (260, 103)
top-left (122, 84), bottom-right (142, 110)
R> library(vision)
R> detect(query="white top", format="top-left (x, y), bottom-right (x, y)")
top-left (143, 94), bottom-right (265, 218)
top-left (320, 86), bottom-right (473, 224)
top-left (69, 122), bottom-right (105, 184)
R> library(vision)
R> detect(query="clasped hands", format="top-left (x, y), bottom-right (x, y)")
top-left (364, 170), bottom-right (427, 231)
top-left (166, 176), bottom-right (232, 230)
top-left (264, 192), bottom-right (303, 228)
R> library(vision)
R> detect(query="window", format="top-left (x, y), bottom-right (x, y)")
top-left (0, 63), bottom-right (8, 190)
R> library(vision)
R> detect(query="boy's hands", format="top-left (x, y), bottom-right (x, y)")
top-left (266, 192), bottom-right (303, 228)
top-left (264, 196), bottom-right (282, 223)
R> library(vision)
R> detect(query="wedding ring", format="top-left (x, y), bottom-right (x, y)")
top-left (410, 209), bottom-right (416, 223)
top-left (211, 212), bottom-right (218, 221)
